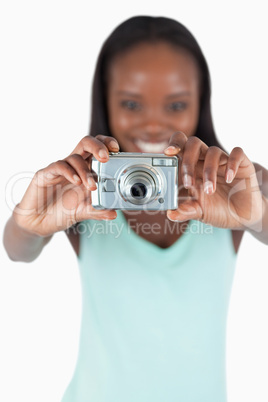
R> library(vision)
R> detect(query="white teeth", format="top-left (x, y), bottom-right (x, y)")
top-left (135, 139), bottom-right (169, 153)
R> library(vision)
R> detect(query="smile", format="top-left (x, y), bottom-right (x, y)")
top-left (134, 139), bottom-right (169, 153)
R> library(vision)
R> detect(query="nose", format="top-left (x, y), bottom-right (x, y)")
top-left (144, 122), bottom-right (164, 137)
top-left (143, 109), bottom-right (167, 139)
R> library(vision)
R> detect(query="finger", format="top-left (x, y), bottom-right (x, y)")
top-left (164, 131), bottom-right (188, 156)
top-left (95, 135), bottom-right (120, 152)
top-left (77, 204), bottom-right (118, 222)
top-left (70, 135), bottom-right (113, 161)
top-left (75, 191), bottom-right (117, 221)
top-left (38, 161), bottom-right (83, 186)
top-left (203, 146), bottom-right (228, 194)
top-left (64, 154), bottom-right (97, 190)
top-left (225, 147), bottom-right (251, 183)
top-left (167, 199), bottom-right (203, 222)
top-left (90, 208), bottom-right (117, 220)
top-left (181, 136), bottom-right (208, 189)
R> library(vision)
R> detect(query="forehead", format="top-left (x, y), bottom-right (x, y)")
top-left (107, 41), bottom-right (200, 92)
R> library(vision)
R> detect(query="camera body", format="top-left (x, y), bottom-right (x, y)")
top-left (91, 152), bottom-right (178, 210)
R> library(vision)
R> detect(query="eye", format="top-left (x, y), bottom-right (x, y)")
top-left (120, 100), bottom-right (142, 111)
top-left (166, 101), bottom-right (187, 112)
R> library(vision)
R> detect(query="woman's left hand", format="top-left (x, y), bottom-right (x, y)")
top-left (164, 131), bottom-right (263, 230)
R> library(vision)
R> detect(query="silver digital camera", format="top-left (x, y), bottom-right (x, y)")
top-left (91, 152), bottom-right (178, 210)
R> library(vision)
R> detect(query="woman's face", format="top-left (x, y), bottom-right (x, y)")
top-left (107, 41), bottom-right (200, 153)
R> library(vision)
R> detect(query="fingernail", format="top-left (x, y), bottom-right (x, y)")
top-left (73, 174), bottom-right (81, 183)
top-left (167, 214), bottom-right (178, 222)
top-left (104, 214), bottom-right (116, 220)
top-left (110, 140), bottom-right (119, 149)
top-left (204, 181), bottom-right (214, 194)
top-left (99, 149), bottom-right (108, 159)
top-left (183, 174), bottom-right (192, 188)
top-left (165, 145), bottom-right (177, 152)
top-left (226, 169), bottom-right (234, 183)
top-left (87, 177), bottom-right (96, 189)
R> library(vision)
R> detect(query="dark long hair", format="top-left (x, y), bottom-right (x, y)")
top-left (89, 15), bottom-right (222, 148)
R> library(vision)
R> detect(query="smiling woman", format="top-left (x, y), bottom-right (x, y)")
top-left (90, 16), bottom-right (223, 151)
top-left (3, 14), bottom-right (268, 402)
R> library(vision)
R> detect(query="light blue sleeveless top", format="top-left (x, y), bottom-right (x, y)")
top-left (61, 212), bottom-right (237, 402)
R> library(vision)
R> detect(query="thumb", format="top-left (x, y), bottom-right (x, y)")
top-left (167, 200), bottom-right (203, 222)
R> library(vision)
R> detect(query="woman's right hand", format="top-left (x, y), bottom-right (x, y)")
top-left (13, 135), bottom-right (120, 237)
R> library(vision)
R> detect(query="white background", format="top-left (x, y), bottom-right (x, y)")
top-left (0, 1), bottom-right (267, 401)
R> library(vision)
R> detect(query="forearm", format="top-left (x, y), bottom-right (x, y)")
top-left (246, 196), bottom-right (268, 244)
top-left (3, 215), bottom-right (53, 262)
top-left (247, 163), bottom-right (268, 245)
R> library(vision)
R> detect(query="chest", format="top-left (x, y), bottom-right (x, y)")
top-left (122, 212), bottom-right (186, 249)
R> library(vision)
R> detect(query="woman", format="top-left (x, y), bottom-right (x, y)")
top-left (4, 16), bottom-right (268, 402)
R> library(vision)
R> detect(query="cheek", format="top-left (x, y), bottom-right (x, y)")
top-left (179, 104), bottom-right (200, 137)
top-left (176, 115), bottom-right (198, 136)
top-left (167, 110), bottom-right (198, 137)
top-left (109, 114), bottom-right (132, 138)
top-left (109, 106), bottom-right (140, 134)
top-left (107, 100), bottom-right (126, 132)
top-left (114, 114), bottom-right (132, 130)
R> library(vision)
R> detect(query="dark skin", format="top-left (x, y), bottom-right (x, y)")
top-left (3, 41), bottom-right (268, 262)
top-left (66, 42), bottom-right (267, 254)
top-left (106, 42), bottom-right (234, 249)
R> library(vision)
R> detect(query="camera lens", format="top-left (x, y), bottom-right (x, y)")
top-left (119, 165), bottom-right (162, 206)
top-left (130, 183), bottom-right (147, 199)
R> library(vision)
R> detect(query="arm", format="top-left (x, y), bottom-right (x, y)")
top-left (3, 215), bottom-right (53, 262)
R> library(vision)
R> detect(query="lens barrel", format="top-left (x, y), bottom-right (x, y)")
top-left (119, 166), bottom-right (161, 205)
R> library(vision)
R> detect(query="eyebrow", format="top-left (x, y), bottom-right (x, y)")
top-left (166, 91), bottom-right (192, 99)
top-left (116, 90), bottom-right (192, 99)
top-left (116, 91), bottom-right (142, 98)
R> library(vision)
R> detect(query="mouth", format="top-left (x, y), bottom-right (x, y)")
top-left (134, 139), bottom-right (169, 153)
